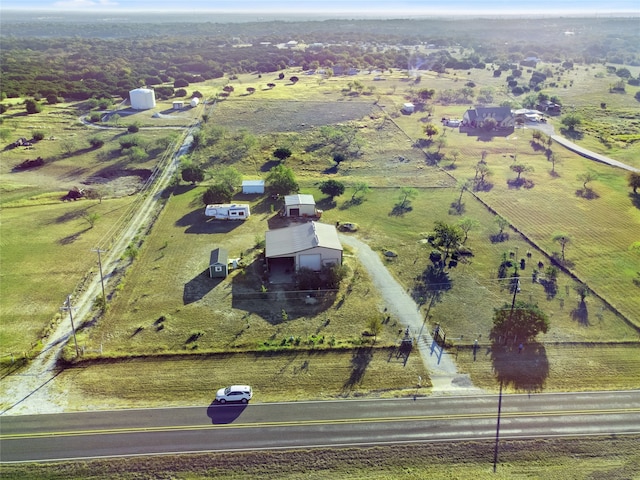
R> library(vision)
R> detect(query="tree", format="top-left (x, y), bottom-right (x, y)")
top-left (496, 215), bottom-right (509, 236)
top-left (450, 149), bottom-right (460, 165)
top-left (432, 221), bottom-right (463, 263)
top-left (552, 232), bottom-right (571, 262)
top-left (490, 301), bottom-right (549, 343)
top-left (214, 166), bottom-right (242, 194)
top-left (366, 316), bottom-right (383, 343)
top-left (46, 94), bottom-right (58, 105)
top-left (267, 83), bottom-right (276, 89)
top-left (628, 172), bottom-right (640, 194)
top-left (319, 179), bottom-right (345, 199)
top-left (351, 181), bottom-right (370, 201)
top-left (181, 165), bottom-right (204, 185)
top-left (423, 123), bottom-right (439, 139)
top-left (452, 179), bottom-right (472, 213)
top-left (333, 152), bottom-right (346, 166)
top-left (246, 87), bottom-right (256, 94)
top-left (273, 147), bottom-right (292, 161)
top-left (266, 164), bottom-right (298, 195)
top-left (25, 99), bottom-right (41, 114)
top-left (398, 187), bottom-right (417, 209)
top-left (561, 113), bottom-right (582, 131)
top-left (203, 184), bottom-right (233, 204)
top-left (457, 217), bottom-right (480, 244)
top-left (577, 171), bottom-right (598, 190)
top-left (548, 152), bottom-right (560, 174)
top-left (83, 212), bottom-right (100, 228)
top-left (289, 76), bottom-right (299, 84)
top-left (510, 163), bottom-right (533, 180)
top-left (481, 117), bottom-right (497, 132)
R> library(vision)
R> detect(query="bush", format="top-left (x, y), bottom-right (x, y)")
top-left (127, 124), bottom-right (139, 133)
top-left (89, 137), bottom-right (104, 148)
top-left (32, 130), bottom-right (45, 141)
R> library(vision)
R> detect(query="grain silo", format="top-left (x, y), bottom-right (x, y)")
top-left (190, 97), bottom-right (200, 107)
top-left (129, 88), bottom-right (156, 110)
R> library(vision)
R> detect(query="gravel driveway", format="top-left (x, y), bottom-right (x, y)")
top-left (339, 234), bottom-right (483, 394)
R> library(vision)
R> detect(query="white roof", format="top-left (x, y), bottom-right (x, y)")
top-left (266, 222), bottom-right (342, 258)
top-left (242, 180), bottom-right (265, 186)
top-left (284, 194), bottom-right (315, 206)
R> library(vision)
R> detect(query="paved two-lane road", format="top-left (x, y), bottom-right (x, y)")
top-left (1, 390), bottom-right (639, 463)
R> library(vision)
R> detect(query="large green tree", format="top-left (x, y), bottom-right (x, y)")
top-left (319, 179), bottom-right (345, 199)
top-left (266, 164), bottom-right (298, 196)
top-left (432, 221), bottom-right (463, 263)
top-left (490, 301), bottom-right (549, 343)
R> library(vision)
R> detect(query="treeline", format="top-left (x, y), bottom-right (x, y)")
top-left (1, 17), bottom-right (638, 100)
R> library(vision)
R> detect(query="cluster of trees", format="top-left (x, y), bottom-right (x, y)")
top-left (2, 17), bottom-right (639, 101)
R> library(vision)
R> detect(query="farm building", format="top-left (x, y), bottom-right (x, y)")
top-left (129, 88), bottom-right (156, 110)
top-left (209, 247), bottom-right (229, 278)
top-left (242, 180), bottom-right (265, 195)
top-left (462, 106), bottom-right (514, 130)
top-left (172, 101), bottom-right (184, 110)
top-left (265, 221), bottom-right (342, 272)
top-left (283, 194), bottom-right (318, 217)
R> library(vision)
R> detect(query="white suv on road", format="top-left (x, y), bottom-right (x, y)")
top-left (216, 385), bottom-right (253, 404)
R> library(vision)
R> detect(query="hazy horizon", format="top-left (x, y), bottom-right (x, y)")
top-left (1, 0), bottom-right (638, 17)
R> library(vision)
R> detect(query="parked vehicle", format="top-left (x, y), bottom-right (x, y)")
top-left (215, 385), bottom-right (253, 404)
top-left (204, 204), bottom-right (250, 220)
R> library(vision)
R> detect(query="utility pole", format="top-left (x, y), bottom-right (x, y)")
top-left (61, 295), bottom-right (79, 358)
top-left (92, 247), bottom-right (107, 306)
top-left (493, 380), bottom-right (504, 472)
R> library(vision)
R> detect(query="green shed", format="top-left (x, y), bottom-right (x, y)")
top-left (209, 247), bottom-right (229, 278)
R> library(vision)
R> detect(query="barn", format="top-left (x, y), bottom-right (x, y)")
top-left (283, 194), bottom-right (317, 217)
top-left (265, 222), bottom-right (342, 272)
top-left (209, 247), bottom-right (229, 278)
top-left (242, 180), bottom-right (265, 195)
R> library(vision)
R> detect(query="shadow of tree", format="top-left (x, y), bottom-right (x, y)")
top-left (260, 160), bottom-right (281, 172)
top-left (490, 232), bottom-right (509, 243)
top-left (339, 197), bottom-right (365, 210)
top-left (316, 197), bottom-right (337, 211)
top-left (412, 265), bottom-right (452, 307)
top-left (630, 193), bottom-right (640, 210)
top-left (575, 188), bottom-right (600, 200)
top-left (571, 300), bottom-right (590, 326)
top-left (491, 341), bottom-right (549, 392)
top-left (343, 347), bottom-right (373, 390)
top-left (389, 204), bottom-right (412, 216)
top-left (507, 178), bottom-right (535, 189)
top-left (560, 128), bottom-right (584, 140)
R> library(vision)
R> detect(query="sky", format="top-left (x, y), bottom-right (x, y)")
top-left (1, 0), bottom-right (639, 15)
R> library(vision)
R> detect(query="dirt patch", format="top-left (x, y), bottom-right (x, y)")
top-left (212, 99), bottom-right (377, 133)
top-left (83, 168), bottom-right (153, 196)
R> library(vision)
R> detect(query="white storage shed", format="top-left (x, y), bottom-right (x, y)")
top-left (190, 97), bottom-right (200, 107)
top-left (242, 180), bottom-right (265, 195)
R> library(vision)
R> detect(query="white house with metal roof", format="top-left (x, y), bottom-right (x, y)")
top-left (265, 221), bottom-right (342, 272)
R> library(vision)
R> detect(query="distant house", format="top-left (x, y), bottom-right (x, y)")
top-left (283, 194), bottom-right (318, 217)
top-left (242, 180), bottom-right (265, 195)
top-left (462, 106), bottom-right (514, 131)
top-left (520, 57), bottom-right (540, 68)
top-left (536, 100), bottom-right (561, 114)
top-left (209, 247), bottom-right (229, 278)
top-left (265, 221), bottom-right (343, 272)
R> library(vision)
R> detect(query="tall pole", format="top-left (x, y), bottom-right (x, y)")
top-left (493, 380), bottom-right (504, 473)
top-left (62, 295), bottom-right (80, 358)
top-left (92, 248), bottom-right (107, 306)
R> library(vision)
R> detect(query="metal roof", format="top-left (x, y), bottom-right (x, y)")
top-left (284, 194), bottom-right (315, 206)
top-left (265, 222), bottom-right (342, 258)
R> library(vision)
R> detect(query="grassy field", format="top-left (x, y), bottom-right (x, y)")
top-left (2, 63), bottom-right (639, 400)
top-left (2, 436), bottom-right (638, 479)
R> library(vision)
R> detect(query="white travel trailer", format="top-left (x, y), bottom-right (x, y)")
top-left (204, 204), bottom-right (250, 220)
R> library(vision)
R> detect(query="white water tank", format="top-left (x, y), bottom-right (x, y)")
top-left (190, 97), bottom-right (200, 107)
top-left (129, 88), bottom-right (156, 110)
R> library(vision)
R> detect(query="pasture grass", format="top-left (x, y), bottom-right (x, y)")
top-left (0, 196), bottom-right (138, 358)
top-left (2, 436), bottom-right (638, 479)
top-left (2, 61), bottom-right (639, 401)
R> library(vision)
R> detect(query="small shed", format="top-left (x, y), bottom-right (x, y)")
top-left (190, 97), bottom-right (200, 107)
top-left (209, 247), bottom-right (229, 278)
top-left (173, 101), bottom-right (184, 110)
top-left (242, 179), bottom-right (265, 195)
top-left (284, 194), bottom-right (316, 217)
top-left (402, 103), bottom-right (415, 114)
